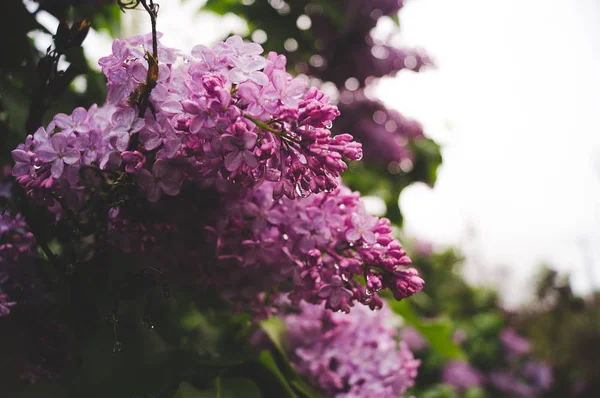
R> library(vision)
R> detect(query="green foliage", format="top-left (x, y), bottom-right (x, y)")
top-left (390, 299), bottom-right (466, 361)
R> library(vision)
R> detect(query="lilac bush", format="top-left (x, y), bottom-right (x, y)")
top-left (11, 33), bottom-right (422, 318)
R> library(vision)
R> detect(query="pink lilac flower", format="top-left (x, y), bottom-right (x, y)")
top-left (136, 159), bottom-right (183, 202)
top-left (284, 302), bottom-right (420, 398)
top-left (500, 328), bottom-right (532, 357)
top-left (0, 273), bottom-right (16, 316)
top-left (52, 107), bottom-right (90, 136)
top-left (399, 327), bottom-right (428, 352)
top-left (35, 135), bottom-right (80, 179)
top-left (220, 122), bottom-right (259, 172)
top-left (442, 361), bottom-right (483, 391)
top-left (345, 211), bottom-right (378, 244)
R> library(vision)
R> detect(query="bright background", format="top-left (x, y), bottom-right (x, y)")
top-left (31, 0), bottom-right (600, 305)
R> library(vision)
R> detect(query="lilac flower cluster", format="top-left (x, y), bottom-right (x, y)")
top-left (11, 34), bottom-right (422, 315)
top-left (442, 361), bottom-right (483, 392)
top-left (335, 90), bottom-right (425, 168)
top-left (488, 328), bottom-right (552, 397)
top-left (205, 183), bottom-right (423, 313)
top-left (284, 302), bottom-right (420, 397)
top-left (0, 210), bottom-right (36, 317)
top-left (13, 34), bottom-right (362, 207)
top-left (299, 0), bottom-right (431, 87)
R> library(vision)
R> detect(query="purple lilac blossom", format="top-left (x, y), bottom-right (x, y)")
top-left (442, 361), bottom-right (483, 392)
top-left (14, 33), bottom-right (362, 205)
top-left (12, 34), bottom-right (422, 316)
top-left (335, 90), bottom-right (424, 168)
top-left (284, 302), bottom-right (420, 397)
top-left (500, 328), bottom-right (532, 357)
top-left (524, 361), bottom-right (553, 391)
top-left (399, 326), bottom-right (428, 352)
top-left (302, 0), bottom-right (432, 87)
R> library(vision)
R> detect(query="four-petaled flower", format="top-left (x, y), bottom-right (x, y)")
top-left (53, 107), bottom-right (91, 136)
top-left (318, 275), bottom-right (353, 312)
top-left (36, 135), bottom-right (80, 178)
top-left (345, 212), bottom-right (378, 244)
top-left (220, 125), bottom-right (259, 172)
top-left (11, 149), bottom-right (35, 177)
top-left (136, 159), bottom-right (183, 202)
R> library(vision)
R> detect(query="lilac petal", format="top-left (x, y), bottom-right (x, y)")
top-left (191, 44), bottom-right (210, 59)
top-left (246, 103), bottom-right (266, 118)
top-left (83, 150), bottom-right (97, 165)
top-left (362, 231), bottom-right (377, 245)
top-left (247, 58), bottom-right (267, 71)
top-left (150, 84), bottom-right (168, 102)
top-left (33, 127), bottom-right (49, 144)
top-left (11, 149), bottom-right (29, 163)
top-left (163, 138), bottom-right (181, 158)
top-left (131, 119), bottom-right (145, 133)
top-left (224, 151), bottom-right (243, 171)
top-left (160, 179), bottom-right (182, 196)
top-left (242, 132), bottom-right (258, 149)
top-left (225, 35), bottom-right (243, 49)
top-left (318, 284), bottom-right (332, 298)
top-left (51, 134), bottom-right (68, 153)
top-left (36, 145), bottom-right (58, 162)
top-left (329, 292), bottom-right (342, 308)
top-left (62, 148), bottom-right (81, 165)
top-left (136, 168), bottom-right (156, 192)
top-left (229, 67), bottom-right (248, 84)
top-left (182, 100), bottom-right (202, 114)
top-left (237, 82), bottom-right (260, 102)
top-left (12, 163), bottom-right (30, 177)
top-left (141, 130), bottom-right (161, 151)
top-left (53, 113), bottom-right (72, 129)
top-left (75, 123), bottom-right (90, 134)
top-left (345, 229), bottom-right (360, 242)
top-left (242, 151), bottom-right (258, 169)
top-left (287, 77), bottom-right (307, 95)
top-left (73, 134), bottom-right (91, 151)
top-left (240, 42), bottom-right (263, 56)
top-left (350, 213), bottom-right (362, 227)
top-left (161, 101), bottom-right (183, 114)
top-left (72, 107), bottom-right (87, 123)
top-left (115, 131), bottom-right (130, 152)
top-left (51, 159), bottom-right (64, 179)
top-left (249, 71), bottom-right (269, 86)
top-left (271, 70), bottom-right (288, 92)
top-left (220, 135), bottom-right (238, 151)
top-left (100, 151), bottom-right (122, 170)
top-left (158, 64), bottom-right (171, 83)
top-left (189, 115), bottom-right (205, 134)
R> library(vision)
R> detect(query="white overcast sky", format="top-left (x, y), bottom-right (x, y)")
top-left (33, 0), bottom-right (600, 305)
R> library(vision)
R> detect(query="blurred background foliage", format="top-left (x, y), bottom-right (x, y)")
top-left (0, 0), bottom-right (598, 397)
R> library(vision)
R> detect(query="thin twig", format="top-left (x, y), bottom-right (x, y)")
top-left (243, 114), bottom-right (301, 145)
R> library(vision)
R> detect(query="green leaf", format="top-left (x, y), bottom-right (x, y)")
top-left (257, 351), bottom-right (298, 398)
top-left (259, 317), bottom-right (288, 357)
top-left (203, 0), bottom-right (245, 15)
top-left (0, 75), bottom-right (30, 132)
top-left (389, 300), bottom-right (466, 360)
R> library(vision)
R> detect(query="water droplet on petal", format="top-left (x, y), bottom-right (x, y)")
top-left (341, 274), bottom-right (349, 282)
top-left (282, 233), bottom-right (289, 240)
top-left (295, 183), bottom-right (309, 198)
